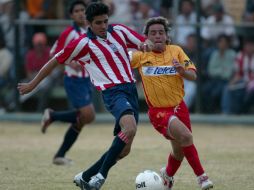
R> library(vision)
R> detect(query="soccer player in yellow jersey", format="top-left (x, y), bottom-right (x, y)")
top-left (131, 17), bottom-right (213, 190)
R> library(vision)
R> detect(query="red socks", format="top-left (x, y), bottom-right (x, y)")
top-left (166, 154), bottom-right (182, 176)
top-left (182, 144), bottom-right (204, 176)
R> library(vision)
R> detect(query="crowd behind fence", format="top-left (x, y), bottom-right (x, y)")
top-left (0, 0), bottom-right (254, 115)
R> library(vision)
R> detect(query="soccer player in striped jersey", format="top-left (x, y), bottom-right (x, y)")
top-left (130, 17), bottom-right (213, 190)
top-left (41, 0), bottom-right (96, 166)
top-left (18, 2), bottom-right (153, 190)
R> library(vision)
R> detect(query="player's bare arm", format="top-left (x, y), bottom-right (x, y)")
top-left (173, 59), bottom-right (197, 81)
top-left (17, 58), bottom-right (59, 95)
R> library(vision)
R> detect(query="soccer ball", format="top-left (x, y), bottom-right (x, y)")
top-left (135, 170), bottom-right (164, 190)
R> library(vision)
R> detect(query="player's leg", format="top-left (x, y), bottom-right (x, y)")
top-left (53, 104), bottom-right (95, 164)
top-left (77, 104), bottom-right (96, 128)
top-left (74, 115), bottom-right (136, 187)
top-left (170, 103), bottom-right (213, 189)
top-left (41, 108), bottom-right (80, 133)
top-left (53, 77), bottom-right (95, 165)
top-left (159, 115), bottom-right (184, 190)
top-left (86, 113), bottom-right (136, 190)
top-left (75, 83), bottom-right (138, 190)
top-left (160, 140), bottom-right (183, 190)
top-left (99, 113), bottom-right (137, 174)
top-left (41, 76), bottom-right (84, 133)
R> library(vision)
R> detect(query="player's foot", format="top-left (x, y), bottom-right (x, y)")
top-left (73, 172), bottom-right (91, 190)
top-left (197, 173), bottom-right (213, 190)
top-left (53, 157), bottom-right (73, 165)
top-left (160, 167), bottom-right (174, 190)
top-left (88, 173), bottom-right (105, 190)
top-left (41, 108), bottom-right (53, 133)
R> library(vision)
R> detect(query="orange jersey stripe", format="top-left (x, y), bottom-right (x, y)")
top-left (131, 45), bottom-right (196, 107)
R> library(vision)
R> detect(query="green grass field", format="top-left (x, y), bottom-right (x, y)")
top-left (0, 121), bottom-right (254, 190)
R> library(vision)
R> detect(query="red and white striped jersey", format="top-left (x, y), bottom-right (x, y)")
top-left (55, 24), bottom-right (145, 91)
top-left (50, 24), bottom-right (89, 78)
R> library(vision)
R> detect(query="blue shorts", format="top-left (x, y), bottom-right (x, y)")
top-left (102, 83), bottom-right (139, 135)
top-left (64, 76), bottom-right (93, 109)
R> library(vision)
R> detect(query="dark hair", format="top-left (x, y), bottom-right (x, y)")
top-left (217, 34), bottom-right (231, 44)
top-left (143, 16), bottom-right (171, 35)
top-left (0, 27), bottom-right (5, 49)
top-left (85, 2), bottom-right (109, 22)
top-left (180, 0), bottom-right (194, 8)
top-left (69, 0), bottom-right (86, 14)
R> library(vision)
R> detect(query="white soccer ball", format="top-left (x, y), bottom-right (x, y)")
top-left (135, 170), bottom-right (164, 190)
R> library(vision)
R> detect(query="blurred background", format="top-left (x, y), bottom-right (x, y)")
top-left (1, 0), bottom-right (254, 116)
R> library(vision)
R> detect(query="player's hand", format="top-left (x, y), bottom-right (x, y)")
top-left (139, 39), bottom-right (154, 52)
top-left (17, 82), bottom-right (34, 95)
top-left (173, 59), bottom-right (185, 75)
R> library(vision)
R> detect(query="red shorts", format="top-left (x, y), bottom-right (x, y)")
top-left (148, 101), bottom-right (191, 140)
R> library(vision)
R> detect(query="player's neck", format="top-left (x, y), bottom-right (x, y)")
top-left (152, 46), bottom-right (166, 53)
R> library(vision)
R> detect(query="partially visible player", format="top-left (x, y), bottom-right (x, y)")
top-left (130, 16), bottom-right (214, 190)
top-left (17, 2), bottom-right (153, 190)
top-left (43, 0), bottom-right (95, 165)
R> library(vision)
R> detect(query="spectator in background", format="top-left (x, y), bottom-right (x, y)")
top-left (23, 32), bottom-right (51, 111)
top-left (109, 0), bottom-right (132, 25)
top-left (24, 32), bottom-right (50, 80)
top-left (24, 0), bottom-right (48, 33)
top-left (183, 33), bottom-right (197, 110)
top-left (160, 0), bottom-right (172, 20)
top-left (222, 37), bottom-right (254, 114)
top-left (201, 3), bottom-right (235, 45)
top-left (203, 34), bottom-right (236, 113)
top-left (0, 29), bottom-right (13, 111)
top-left (200, 2), bottom-right (235, 85)
top-left (174, 0), bottom-right (197, 47)
top-left (0, 0), bottom-right (14, 51)
top-left (130, 0), bottom-right (159, 33)
top-left (25, 0), bottom-right (46, 19)
top-left (242, 0), bottom-right (254, 22)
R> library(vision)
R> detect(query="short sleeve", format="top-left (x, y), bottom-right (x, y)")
top-left (130, 51), bottom-right (143, 69)
top-left (178, 46), bottom-right (196, 71)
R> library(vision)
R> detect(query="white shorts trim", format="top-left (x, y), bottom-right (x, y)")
top-left (166, 115), bottom-right (178, 140)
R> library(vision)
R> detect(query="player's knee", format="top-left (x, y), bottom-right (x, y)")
top-left (119, 113), bottom-right (137, 139)
top-left (172, 150), bottom-right (184, 161)
top-left (85, 111), bottom-right (95, 124)
top-left (79, 110), bottom-right (95, 125)
top-left (124, 126), bottom-right (137, 139)
top-left (180, 132), bottom-right (193, 146)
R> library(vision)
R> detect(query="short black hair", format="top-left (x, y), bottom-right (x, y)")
top-left (69, 0), bottom-right (86, 14)
top-left (85, 2), bottom-right (109, 22)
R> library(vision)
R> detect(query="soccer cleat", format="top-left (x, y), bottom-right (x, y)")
top-left (197, 173), bottom-right (214, 190)
top-left (41, 108), bottom-right (53, 133)
top-left (88, 173), bottom-right (105, 190)
top-left (53, 157), bottom-right (73, 165)
top-left (160, 167), bottom-right (174, 190)
top-left (73, 172), bottom-right (91, 190)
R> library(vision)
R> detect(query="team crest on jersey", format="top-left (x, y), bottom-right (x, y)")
top-left (109, 43), bottom-right (118, 52)
top-left (184, 59), bottom-right (194, 67)
top-left (142, 66), bottom-right (177, 76)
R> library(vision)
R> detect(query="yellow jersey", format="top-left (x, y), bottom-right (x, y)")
top-left (131, 45), bottom-right (196, 107)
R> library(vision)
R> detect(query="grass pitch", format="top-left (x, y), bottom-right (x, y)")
top-left (0, 121), bottom-right (254, 190)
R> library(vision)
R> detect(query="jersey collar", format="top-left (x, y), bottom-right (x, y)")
top-left (87, 25), bottom-right (114, 39)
